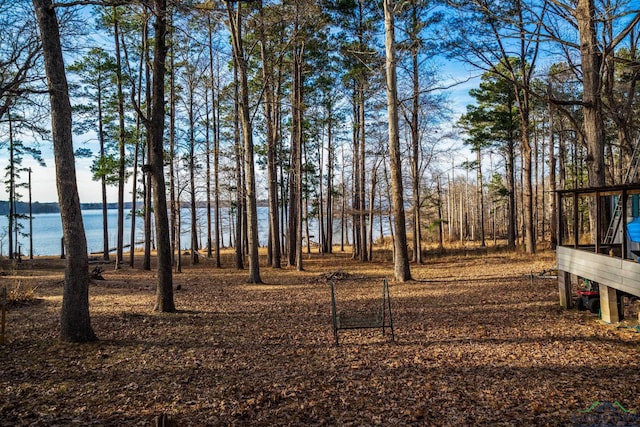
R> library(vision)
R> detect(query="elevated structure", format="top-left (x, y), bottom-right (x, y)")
top-left (557, 183), bottom-right (640, 323)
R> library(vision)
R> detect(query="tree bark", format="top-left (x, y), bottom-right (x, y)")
top-left (384, 0), bottom-right (411, 282)
top-left (287, 15), bottom-right (303, 270)
top-left (208, 20), bottom-right (221, 268)
top-left (143, 12), bottom-right (152, 272)
top-left (409, 4), bottom-right (422, 263)
top-left (33, 0), bottom-right (96, 342)
top-left (476, 147), bottom-right (485, 247)
top-left (577, 0), bottom-right (605, 188)
top-left (548, 85), bottom-right (557, 249)
top-left (169, 15), bottom-right (177, 269)
top-left (258, 0), bottom-right (281, 268)
top-left (227, 0), bottom-right (262, 283)
top-left (114, 9), bottom-right (126, 268)
top-left (188, 71), bottom-right (199, 266)
top-left (96, 79), bottom-right (109, 261)
top-left (150, 0), bottom-right (175, 311)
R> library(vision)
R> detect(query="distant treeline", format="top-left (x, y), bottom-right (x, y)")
top-left (0, 200), bottom-right (267, 215)
top-left (0, 201), bottom-right (136, 215)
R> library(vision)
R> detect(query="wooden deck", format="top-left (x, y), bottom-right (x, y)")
top-left (557, 246), bottom-right (640, 322)
top-left (557, 246), bottom-right (640, 298)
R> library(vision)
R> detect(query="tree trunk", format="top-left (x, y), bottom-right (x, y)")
top-left (130, 8), bottom-right (148, 268)
top-left (205, 88), bottom-right (212, 259)
top-left (506, 139), bottom-right (517, 249)
top-left (188, 76), bottom-right (199, 266)
top-left (169, 18), bottom-right (177, 269)
top-left (209, 25), bottom-right (222, 268)
top-left (521, 123), bottom-right (535, 253)
top-left (97, 81), bottom-right (109, 261)
top-left (258, 0), bottom-right (281, 269)
top-left (232, 64), bottom-right (244, 269)
top-left (367, 161), bottom-right (378, 261)
top-left (340, 145), bottom-right (346, 252)
top-left (143, 15), bottom-right (152, 272)
top-left (384, 0), bottom-right (411, 282)
top-left (477, 148), bottom-right (486, 247)
top-left (358, 83), bottom-right (368, 262)
top-left (324, 110), bottom-right (334, 254)
top-left (351, 89), bottom-right (361, 260)
top-left (114, 9), bottom-right (126, 268)
top-left (410, 15), bottom-right (422, 263)
top-left (288, 26), bottom-right (303, 270)
top-left (227, 1), bottom-right (261, 283)
top-left (437, 176), bottom-right (444, 251)
top-left (33, 0), bottom-right (96, 342)
top-left (577, 0), bottom-right (605, 188)
top-left (548, 84), bottom-right (557, 250)
top-left (150, 0), bottom-right (175, 312)
top-left (294, 41), bottom-right (304, 271)
top-left (8, 115), bottom-right (14, 259)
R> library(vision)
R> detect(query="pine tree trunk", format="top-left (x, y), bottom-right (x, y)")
top-left (410, 24), bottom-right (422, 263)
top-left (548, 85), bottom-right (558, 250)
top-left (506, 139), bottom-right (517, 249)
top-left (325, 113), bottom-right (334, 254)
top-left (477, 148), bottom-right (485, 247)
top-left (97, 83), bottom-right (109, 261)
top-left (384, 0), bottom-right (411, 282)
top-left (8, 116), bottom-right (14, 260)
top-left (169, 20), bottom-right (177, 269)
top-left (114, 10), bottom-right (126, 268)
top-left (577, 0), bottom-right (605, 188)
top-left (33, 0), bottom-right (96, 341)
top-left (258, 1), bottom-right (281, 268)
top-left (188, 79), bottom-right (199, 265)
top-left (150, 0), bottom-right (175, 312)
top-left (232, 65), bottom-right (244, 270)
top-left (358, 83), bottom-right (368, 262)
top-left (211, 39), bottom-right (222, 268)
top-left (143, 16), bottom-right (152, 272)
top-left (227, 1), bottom-right (261, 283)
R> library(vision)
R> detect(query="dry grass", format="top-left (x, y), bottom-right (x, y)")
top-left (1, 248), bottom-right (640, 426)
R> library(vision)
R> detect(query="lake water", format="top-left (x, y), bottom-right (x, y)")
top-left (0, 207), bottom-right (269, 257)
top-left (0, 207), bottom-right (368, 257)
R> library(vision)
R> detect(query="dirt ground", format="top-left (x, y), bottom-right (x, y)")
top-left (1, 248), bottom-right (640, 426)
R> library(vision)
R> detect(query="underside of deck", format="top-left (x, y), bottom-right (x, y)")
top-left (557, 246), bottom-right (640, 322)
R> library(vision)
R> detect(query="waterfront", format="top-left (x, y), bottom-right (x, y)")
top-left (0, 207), bottom-right (270, 257)
top-left (0, 207), bottom-right (369, 257)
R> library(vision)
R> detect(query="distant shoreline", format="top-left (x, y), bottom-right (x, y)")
top-left (0, 201), bottom-right (136, 215)
top-left (0, 199), bottom-right (267, 215)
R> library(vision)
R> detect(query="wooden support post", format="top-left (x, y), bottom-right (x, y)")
top-left (558, 270), bottom-right (572, 309)
top-left (557, 192), bottom-right (563, 246)
top-left (599, 284), bottom-right (620, 323)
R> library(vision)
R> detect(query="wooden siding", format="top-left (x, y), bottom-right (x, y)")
top-left (557, 246), bottom-right (640, 297)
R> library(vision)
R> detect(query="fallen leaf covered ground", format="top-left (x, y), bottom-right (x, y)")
top-left (2, 247), bottom-right (640, 426)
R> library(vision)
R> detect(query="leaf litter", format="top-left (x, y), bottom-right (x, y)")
top-left (1, 249), bottom-right (640, 426)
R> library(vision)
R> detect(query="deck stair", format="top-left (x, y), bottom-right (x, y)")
top-left (604, 138), bottom-right (640, 245)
